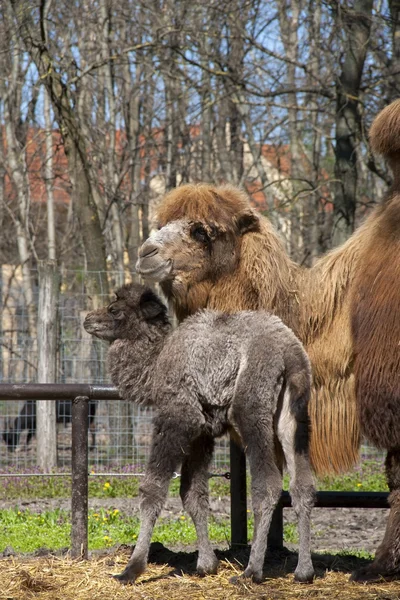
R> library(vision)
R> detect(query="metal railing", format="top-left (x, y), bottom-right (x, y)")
top-left (0, 383), bottom-right (390, 557)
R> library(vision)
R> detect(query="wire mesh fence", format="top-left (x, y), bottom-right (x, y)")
top-left (0, 266), bottom-right (231, 472)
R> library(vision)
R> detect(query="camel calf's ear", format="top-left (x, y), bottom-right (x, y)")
top-left (139, 289), bottom-right (167, 321)
top-left (236, 211), bottom-right (260, 235)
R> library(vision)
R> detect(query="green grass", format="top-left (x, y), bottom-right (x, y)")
top-left (0, 472), bottom-right (231, 501)
top-left (317, 460), bottom-right (388, 492)
top-left (325, 548), bottom-right (374, 560)
top-left (0, 459), bottom-right (387, 502)
top-left (283, 522), bottom-right (299, 544)
top-left (0, 507), bottom-right (71, 553)
top-left (0, 504), bottom-right (303, 554)
top-left (0, 506), bottom-right (235, 553)
top-left (0, 458), bottom-right (387, 553)
top-left (0, 473), bottom-right (141, 501)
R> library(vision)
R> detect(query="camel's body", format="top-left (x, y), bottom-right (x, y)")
top-left (136, 100), bottom-right (400, 582)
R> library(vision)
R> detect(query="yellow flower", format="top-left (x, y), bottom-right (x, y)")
top-left (180, 515), bottom-right (185, 520)
top-left (357, 483), bottom-right (362, 487)
top-left (113, 509), bottom-right (119, 514)
top-left (104, 482), bottom-right (111, 489)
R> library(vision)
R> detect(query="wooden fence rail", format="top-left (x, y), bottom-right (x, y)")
top-left (0, 383), bottom-right (389, 558)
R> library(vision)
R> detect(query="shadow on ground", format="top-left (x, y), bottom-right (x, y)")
top-left (112, 541), bottom-right (371, 581)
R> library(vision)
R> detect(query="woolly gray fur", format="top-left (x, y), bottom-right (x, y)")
top-left (84, 283), bottom-right (315, 584)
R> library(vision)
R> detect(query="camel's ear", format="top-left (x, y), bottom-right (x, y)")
top-left (139, 289), bottom-right (167, 321)
top-left (235, 211), bottom-right (260, 235)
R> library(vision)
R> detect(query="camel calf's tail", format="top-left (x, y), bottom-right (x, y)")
top-left (283, 344), bottom-right (313, 458)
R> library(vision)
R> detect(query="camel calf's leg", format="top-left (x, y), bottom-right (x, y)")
top-left (244, 444), bottom-right (282, 583)
top-left (277, 388), bottom-right (315, 583)
top-left (180, 434), bottom-right (219, 576)
top-left (114, 413), bottom-right (200, 584)
top-left (232, 392), bottom-right (282, 583)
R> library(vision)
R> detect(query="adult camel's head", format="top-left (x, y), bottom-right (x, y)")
top-left (136, 184), bottom-right (260, 313)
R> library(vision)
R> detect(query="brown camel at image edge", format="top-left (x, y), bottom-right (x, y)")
top-left (136, 100), bottom-right (400, 582)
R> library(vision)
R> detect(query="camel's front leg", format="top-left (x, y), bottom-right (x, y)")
top-left (180, 433), bottom-right (218, 576)
top-left (114, 413), bottom-right (198, 583)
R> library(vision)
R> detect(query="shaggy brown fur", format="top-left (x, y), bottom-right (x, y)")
top-left (351, 100), bottom-right (400, 450)
top-left (369, 99), bottom-right (400, 185)
top-left (136, 101), bottom-right (399, 475)
top-left (157, 184), bottom-right (256, 230)
top-left (147, 185), bottom-right (367, 473)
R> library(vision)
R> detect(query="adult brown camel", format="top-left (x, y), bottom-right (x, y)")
top-left (136, 100), bottom-right (400, 582)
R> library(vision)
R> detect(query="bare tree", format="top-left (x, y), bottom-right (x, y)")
top-left (0, 2), bottom-right (37, 336)
top-left (332, 0), bottom-right (374, 245)
top-left (10, 0), bottom-right (108, 305)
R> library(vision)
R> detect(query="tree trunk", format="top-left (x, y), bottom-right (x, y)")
top-left (333, 0), bottom-right (373, 246)
top-left (44, 87), bottom-right (56, 261)
top-left (388, 0), bottom-right (400, 100)
top-left (11, 0), bottom-right (108, 305)
top-left (99, 0), bottom-right (124, 284)
top-left (278, 0), bottom-right (303, 261)
top-left (37, 260), bottom-right (59, 472)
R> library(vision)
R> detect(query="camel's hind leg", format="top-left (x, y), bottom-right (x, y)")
top-left (180, 434), bottom-right (219, 576)
top-left (277, 387), bottom-right (315, 583)
top-left (351, 450), bottom-right (400, 582)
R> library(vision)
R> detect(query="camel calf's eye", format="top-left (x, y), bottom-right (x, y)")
top-left (191, 225), bottom-right (209, 243)
top-left (108, 305), bottom-right (122, 318)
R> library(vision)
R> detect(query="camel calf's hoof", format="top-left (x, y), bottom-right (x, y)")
top-left (113, 562), bottom-right (145, 585)
top-left (196, 555), bottom-right (219, 576)
top-left (113, 572), bottom-right (137, 585)
top-left (294, 569), bottom-right (315, 584)
top-left (230, 566), bottom-right (263, 584)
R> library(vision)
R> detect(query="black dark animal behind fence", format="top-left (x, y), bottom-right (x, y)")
top-left (2, 399), bottom-right (97, 451)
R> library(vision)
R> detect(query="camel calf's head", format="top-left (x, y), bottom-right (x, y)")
top-left (84, 284), bottom-right (169, 341)
top-left (136, 183), bottom-right (259, 295)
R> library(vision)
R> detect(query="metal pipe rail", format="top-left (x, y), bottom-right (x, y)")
top-left (0, 383), bottom-right (119, 559)
top-left (0, 383), bottom-right (120, 400)
top-left (0, 383), bottom-right (389, 558)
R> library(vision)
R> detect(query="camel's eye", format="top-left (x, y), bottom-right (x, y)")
top-left (108, 304), bottom-right (123, 318)
top-left (191, 224), bottom-right (209, 244)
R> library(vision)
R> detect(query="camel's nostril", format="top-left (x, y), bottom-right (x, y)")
top-left (139, 244), bottom-right (159, 259)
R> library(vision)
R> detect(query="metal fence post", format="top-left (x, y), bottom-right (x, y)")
top-left (267, 501), bottom-right (284, 549)
top-left (71, 395), bottom-right (89, 559)
top-left (230, 439), bottom-right (248, 547)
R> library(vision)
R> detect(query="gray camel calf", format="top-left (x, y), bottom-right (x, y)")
top-left (84, 283), bottom-right (315, 584)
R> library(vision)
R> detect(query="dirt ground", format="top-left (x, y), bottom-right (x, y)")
top-left (0, 495), bottom-right (388, 556)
